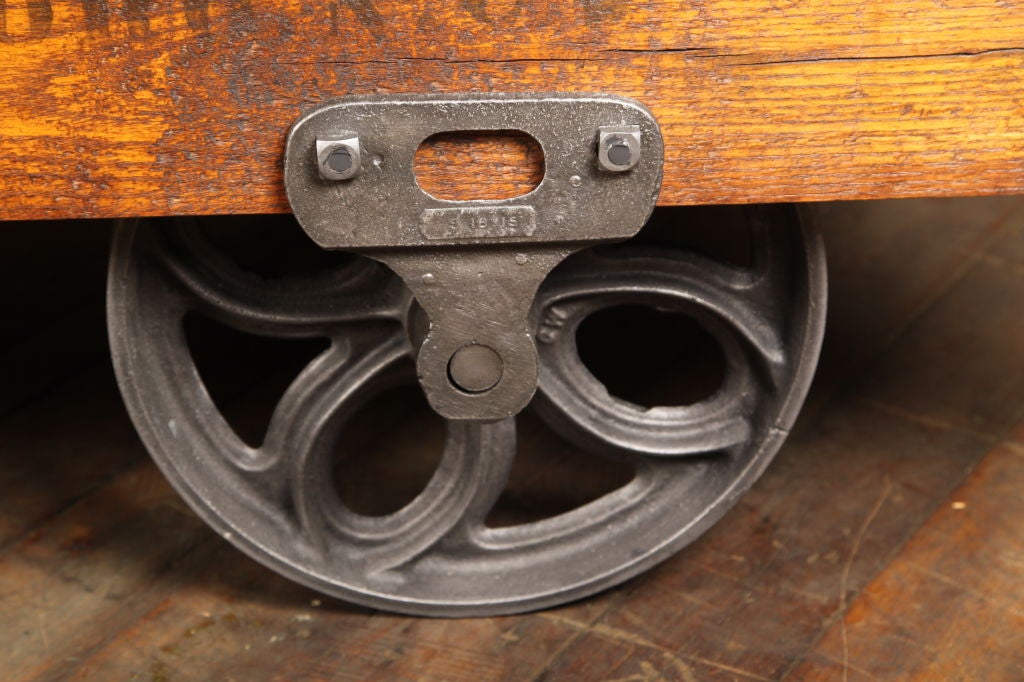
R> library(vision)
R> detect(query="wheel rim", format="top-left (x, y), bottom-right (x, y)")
top-left (107, 207), bottom-right (826, 616)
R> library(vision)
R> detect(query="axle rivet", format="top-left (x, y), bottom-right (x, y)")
top-left (448, 344), bottom-right (503, 393)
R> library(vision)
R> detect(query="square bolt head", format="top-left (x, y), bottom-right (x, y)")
top-left (316, 134), bottom-right (362, 181)
top-left (596, 125), bottom-right (642, 172)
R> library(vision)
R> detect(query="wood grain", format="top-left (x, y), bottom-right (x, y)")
top-left (1, 1), bottom-right (1023, 220)
top-left (413, 131), bottom-right (544, 201)
top-left (788, 441), bottom-right (1024, 681)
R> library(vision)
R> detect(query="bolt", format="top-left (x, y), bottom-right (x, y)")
top-left (596, 125), bottom-right (642, 172)
top-left (326, 148), bottom-right (353, 173)
top-left (448, 344), bottom-right (503, 393)
top-left (606, 138), bottom-right (632, 166)
top-left (316, 134), bottom-right (361, 181)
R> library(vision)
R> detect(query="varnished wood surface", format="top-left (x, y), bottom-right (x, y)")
top-left (0, 197), bottom-right (1022, 680)
top-left (1, 2), bottom-right (1023, 220)
top-left (413, 131), bottom-right (545, 201)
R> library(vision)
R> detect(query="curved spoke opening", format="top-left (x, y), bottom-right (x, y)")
top-left (331, 381), bottom-right (446, 517)
top-left (184, 311), bottom-right (330, 448)
top-left (533, 290), bottom-right (759, 458)
top-left (576, 304), bottom-right (727, 409)
top-left (485, 409), bottom-right (635, 528)
top-left (149, 218), bottom-right (409, 337)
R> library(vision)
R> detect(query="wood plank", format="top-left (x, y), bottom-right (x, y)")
top-left (530, 399), bottom-right (995, 680)
top-left (786, 440), bottom-right (1024, 681)
top-left (855, 240), bottom-right (1024, 436)
top-left (3, 372), bottom-right (990, 682)
top-left (0, 371), bottom-right (142, 546)
top-left (29, 366), bottom-right (1000, 681)
top-left (56, 542), bottom-right (619, 682)
top-left (802, 196), bottom-right (1024, 413)
top-left (0, 462), bottom-right (212, 681)
top-left (414, 131), bottom-right (545, 201)
top-left (1, 1), bottom-right (1023, 219)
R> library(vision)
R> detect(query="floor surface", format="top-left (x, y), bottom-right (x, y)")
top-left (1, 196), bottom-right (1022, 681)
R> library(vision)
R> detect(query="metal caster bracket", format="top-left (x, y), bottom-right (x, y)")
top-left (284, 93), bottom-right (664, 422)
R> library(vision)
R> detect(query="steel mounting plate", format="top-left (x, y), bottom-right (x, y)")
top-left (284, 93), bottom-right (663, 250)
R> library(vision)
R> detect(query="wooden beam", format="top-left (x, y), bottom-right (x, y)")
top-left (1, 0), bottom-right (1022, 219)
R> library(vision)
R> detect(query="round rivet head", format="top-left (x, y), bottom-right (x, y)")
top-left (448, 344), bottom-right (503, 393)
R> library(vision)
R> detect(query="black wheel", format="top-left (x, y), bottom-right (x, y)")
top-left (106, 206), bottom-right (826, 616)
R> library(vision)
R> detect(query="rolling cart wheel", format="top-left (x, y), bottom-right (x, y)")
top-left (106, 206), bottom-right (826, 616)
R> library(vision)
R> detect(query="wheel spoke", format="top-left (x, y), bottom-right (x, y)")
top-left (532, 242), bottom-right (790, 459)
top-left (474, 461), bottom-right (671, 552)
top-left (293, 406), bottom-right (517, 573)
top-left (108, 210), bottom-right (827, 616)
top-left (372, 420), bottom-right (517, 572)
top-left (544, 247), bottom-right (787, 369)
top-left (150, 219), bottom-right (410, 337)
top-left (203, 328), bottom-right (401, 499)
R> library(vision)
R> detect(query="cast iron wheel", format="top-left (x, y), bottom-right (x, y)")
top-left (106, 206), bottom-right (826, 616)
